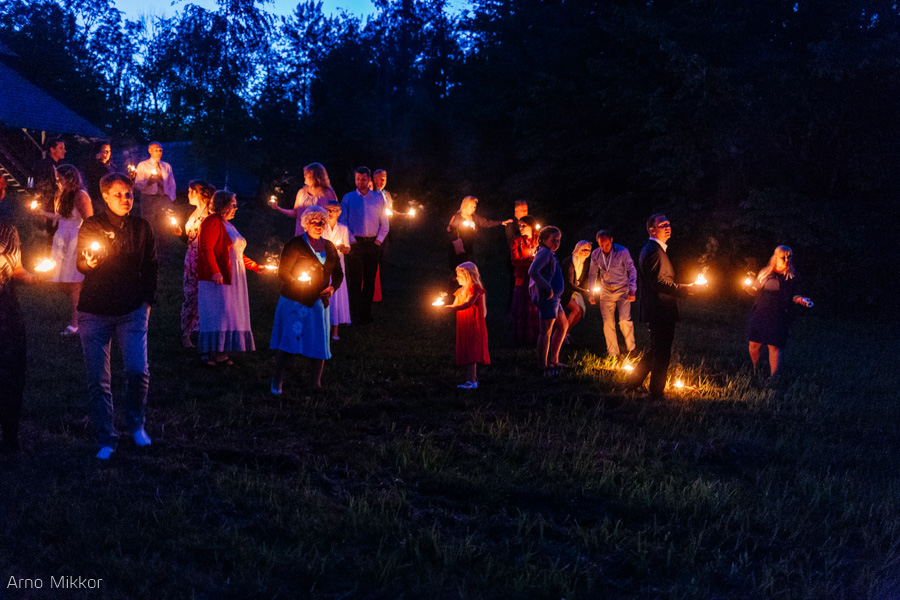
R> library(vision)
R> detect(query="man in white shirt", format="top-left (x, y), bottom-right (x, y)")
top-left (339, 167), bottom-right (389, 324)
top-left (134, 142), bottom-right (176, 234)
top-left (588, 229), bottom-right (637, 358)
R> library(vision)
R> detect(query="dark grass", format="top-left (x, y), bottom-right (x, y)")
top-left (1, 203), bottom-right (898, 599)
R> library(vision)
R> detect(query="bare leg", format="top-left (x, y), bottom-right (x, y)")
top-left (66, 282), bottom-right (82, 328)
top-left (537, 319), bottom-right (554, 369)
top-left (767, 345), bottom-right (782, 376)
top-left (331, 325), bottom-right (339, 339)
top-left (465, 362), bottom-right (477, 383)
top-left (748, 342), bottom-right (762, 369)
top-left (548, 309), bottom-right (569, 366)
top-left (310, 358), bottom-right (324, 388)
top-left (272, 350), bottom-right (290, 390)
top-left (565, 300), bottom-right (583, 330)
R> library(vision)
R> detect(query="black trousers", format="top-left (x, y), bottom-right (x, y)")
top-left (0, 389), bottom-right (23, 452)
top-left (630, 319), bottom-right (676, 398)
top-left (347, 239), bottom-right (381, 323)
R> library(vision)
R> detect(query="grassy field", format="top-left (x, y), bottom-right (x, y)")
top-left (1, 202), bottom-right (898, 599)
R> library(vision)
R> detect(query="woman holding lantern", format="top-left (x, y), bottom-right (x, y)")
top-left (34, 164), bottom-right (93, 336)
top-left (0, 177), bottom-right (41, 453)
top-left (197, 191), bottom-right (262, 365)
top-left (270, 206), bottom-right (344, 393)
top-left (271, 163), bottom-right (337, 236)
top-left (177, 180), bottom-right (216, 348)
top-left (509, 215), bottom-right (541, 345)
top-left (746, 245), bottom-right (813, 380)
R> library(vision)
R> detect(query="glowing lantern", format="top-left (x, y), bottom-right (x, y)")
top-left (268, 195), bottom-right (277, 206)
top-left (34, 258), bottom-right (56, 272)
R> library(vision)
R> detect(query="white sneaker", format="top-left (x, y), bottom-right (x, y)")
top-left (457, 381), bottom-right (479, 389)
top-left (96, 446), bottom-right (115, 460)
top-left (133, 428), bottom-right (152, 447)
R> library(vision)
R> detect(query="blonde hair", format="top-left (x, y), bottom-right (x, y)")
top-left (459, 196), bottom-right (478, 212)
top-left (758, 245), bottom-right (795, 282)
top-left (572, 239), bottom-right (592, 269)
top-left (455, 261), bottom-right (483, 289)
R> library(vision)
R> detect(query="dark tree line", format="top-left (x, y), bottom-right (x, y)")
top-left (1, 0), bottom-right (896, 312)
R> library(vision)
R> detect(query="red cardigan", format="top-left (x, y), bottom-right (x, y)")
top-left (197, 214), bottom-right (259, 284)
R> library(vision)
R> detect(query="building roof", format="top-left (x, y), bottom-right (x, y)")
top-left (0, 61), bottom-right (105, 137)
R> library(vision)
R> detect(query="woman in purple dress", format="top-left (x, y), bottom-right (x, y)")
top-left (746, 245), bottom-right (813, 379)
top-left (271, 163), bottom-right (338, 236)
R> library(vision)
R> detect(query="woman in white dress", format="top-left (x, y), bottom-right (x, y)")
top-left (270, 206), bottom-right (343, 393)
top-left (323, 200), bottom-right (351, 339)
top-left (271, 162), bottom-right (338, 235)
top-left (36, 165), bottom-right (93, 335)
top-left (197, 191), bottom-right (262, 365)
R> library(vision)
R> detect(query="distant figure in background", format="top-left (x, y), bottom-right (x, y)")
top-left (197, 191), bottom-right (262, 366)
top-left (373, 169), bottom-right (393, 213)
top-left (588, 229), bottom-right (637, 359)
top-left (33, 137), bottom-right (66, 249)
top-left (443, 261), bottom-right (490, 390)
top-left (447, 196), bottom-right (512, 273)
top-left (84, 140), bottom-right (117, 215)
top-left (372, 169), bottom-right (393, 303)
top-left (272, 162), bottom-right (337, 236)
top-left (528, 226), bottom-right (569, 376)
top-left (509, 215), bottom-right (540, 346)
top-left (76, 173), bottom-right (157, 460)
top-left (323, 200), bottom-right (351, 339)
top-left (746, 245), bottom-right (813, 380)
top-left (504, 200), bottom-right (530, 310)
top-left (270, 206), bottom-right (343, 393)
top-left (134, 142), bottom-right (176, 234)
top-left (339, 167), bottom-right (389, 325)
top-left (0, 177), bottom-right (41, 454)
top-left (627, 214), bottom-right (702, 399)
top-left (177, 180), bottom-right (216, 348)
top-left (35, 165), bottom-right (93, 336)
top-left (561, 240), bottom-right (592, 337)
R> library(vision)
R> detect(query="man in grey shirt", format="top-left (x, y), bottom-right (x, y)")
top-left (588, 229), bottom-right (637, 358)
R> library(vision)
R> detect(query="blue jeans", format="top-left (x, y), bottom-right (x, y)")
top-left (78, 305), bottom-right (150, 448)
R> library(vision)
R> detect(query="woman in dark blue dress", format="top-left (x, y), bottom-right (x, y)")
top-left (746, 245), bottom-right (813, 379)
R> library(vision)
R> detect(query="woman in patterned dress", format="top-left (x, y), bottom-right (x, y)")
top-left (176, 180), bottom-right (216, 347)
top-left (0, 177), bottom-right (40, 453)
top-left (270, 206), bottom-right (343, 393)
top-left (271, 163), bottom-right (338, 236)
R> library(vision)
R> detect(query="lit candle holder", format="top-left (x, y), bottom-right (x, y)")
top-left (298, 272), bottom-right (311, 283)
top-left (622, 363), bottom-right (634, 372)
top-left (695, 274), bottom-right (708, 285)
top-left (535, 223), bottom-right (542, 230)
top-left (462, 220), bottom-right (475, 229)
top-left (592, 286), bottom-right (601, 294)
top-left (432, 296), bottom-right (445, 306)
top-left (385, 207), bottom-right (393, 217)
top-left (127, 164), bottom-right (136, 175)
top-left (264, 264), bottom-right (278, 271)
top-left (90, 242), bottom-right (101, 252)
top-left (408, 208), bottom-right (416, 217)
top-left (673, 380), bottom-right (685, 389)
top-left (29, 200), bottom-right (38, 210)
top-left (170, 216), bottom-right (178, 227)
top-left (151, 170), bottom-right (159, 177)
top-left (268, 195), bottom-right (277, 207)
top-left (34, 258), bottom-right (56, 272)
top-left (743, 277), bottom-right (753, 287)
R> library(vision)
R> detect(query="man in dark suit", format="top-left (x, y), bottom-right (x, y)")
top-left (627, 213), bottom-right (703, 399)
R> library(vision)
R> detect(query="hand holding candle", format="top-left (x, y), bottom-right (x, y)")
top-left (29, 200), bottom-right (39, 211)
top-left (268, 195), bottom-right (278, 208)
top-left (462, 220), bottom-right (475, 229)
top-left (34, 258), bottom-right (56, 273)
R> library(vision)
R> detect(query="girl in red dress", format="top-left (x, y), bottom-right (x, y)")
top-left (446, 261), bottom-right (489, 389)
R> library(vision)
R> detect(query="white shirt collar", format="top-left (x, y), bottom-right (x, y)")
top-left (649, 237), bottom-right (667, 252)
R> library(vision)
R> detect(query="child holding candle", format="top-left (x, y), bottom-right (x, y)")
top-left (444, 261), bottom-right (489, 389)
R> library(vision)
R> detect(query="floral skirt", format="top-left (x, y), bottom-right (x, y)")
top-left (270, 296), bottom-right (331, 359)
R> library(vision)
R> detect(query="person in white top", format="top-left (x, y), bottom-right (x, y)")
top-left (271, 162), bottom-right (338, 236)
top-left (134, 142), bottom-right (176, 234)
top-left (324, 199), bottom-right (352, 339)
top-left (588, 229), bottom-right (637, 358)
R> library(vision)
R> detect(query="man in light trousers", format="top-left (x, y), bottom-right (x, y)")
top-left (588, 229), bottom-right (637, 359)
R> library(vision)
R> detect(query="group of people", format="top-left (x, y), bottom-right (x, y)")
top-left (0, 143), bottom-right (813, 457)
top-left (441, 203), bottom-right (813, 395)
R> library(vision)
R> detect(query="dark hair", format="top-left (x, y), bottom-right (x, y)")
top-left (518, 215), bottom-right (537, 231)
top-left (148, 141), bottom-right (162, 149)
top-left (354, 166), bottom-right (371, 179)
top-left (595, 229), bottom-right (613, 240)
top-left (646, 213), bottom-right (668, 233)
top-left (538, 226), bottom-right (561, 246)
top-left (212, 190), bottom-right (236, 213)
top-left (373, 169), bottom-right (386, 177)
top-left (54, 165), bottom-right (84, 219)
top-left (46, 136), bottom-right (64, 152)
top-left (514, 199), bottom-right (528, 207)
top-left (188, 180), bottom-right (216, 204)
top-left (99, 172), bottom-right (132, 196)
top-left (92, 140), bottom-right (111, 156)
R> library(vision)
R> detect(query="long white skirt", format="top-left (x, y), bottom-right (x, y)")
top-left (50, 218), bottom-right (84, 283)
top-left (198, 229), bottom-right (255, 353)
top-left (329, 254), bottom-right (350, 325)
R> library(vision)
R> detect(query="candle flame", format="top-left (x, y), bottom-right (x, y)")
top-left (622, 363), bottom-right (634, 372)
top-left (432, 296), bottom-right (445, 306)
top-left (674, 380), bottom-right (685, 388)
top-left (29, 200), bottom-right (38, 210)
top-left (34, 258), bottom-right (55, 272)
top-left (592, 286), bottom-right (601, 293)
top-left (535, 223), bottom-right (541, 230)
top-left (408, 208), bottom-right (416, 216)
top-left (170, 217), bottom-right (178, 226)
top-left (463, 220), bottom-right (475, 229)
top-left (385, 208), bottom-right (393, 216)
top-left (264, 265), bottom-right (278, 271)
top-left (695, 274), bottom-right (708, 285)
top-left (744, 277), bottom-right (752, 286)
top-left (298, 272), bottom-right (311, 282)
top-left (89, 242), bottom-right (100, 252)
top-left (268, 195), bottom-right (277, 204)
